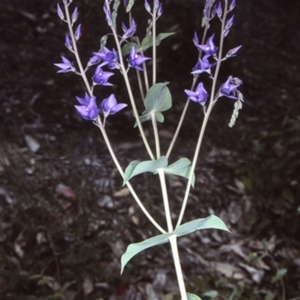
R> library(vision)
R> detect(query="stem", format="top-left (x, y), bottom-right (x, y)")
top-left (151, 112), bottom-right (161, 158)
top-left (157, 168), bottom-right (173, 232)
top-left (166, 15), bottom-right (211, 159)
top-left (176, 1), bottom-right (229, 228)
top-left (152, 6), bottom-right (157, 86)
top-left (105, 0), bottom-right (155, 160)
top-left (64, 2), bottom-right (92, 96)
top-left (169, 235), bottom-right (188, 300)
top-left (97, 116), bottom-right (166, 234)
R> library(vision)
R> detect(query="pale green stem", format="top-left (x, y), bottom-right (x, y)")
top-left (157, 168), bottom-right (173, 232)
top-left (151, 112), bottom-right (161, 158)
top-left (97, 116), bottom-right (166, 234)
top-left (152, 6), bottom-right (157, 86)
top-left (166, 17), bottom-right (210, 159)
top-left (64, 2), bottom-right (92, 95)
top-left (157, 170), bottom-right (187, 299)
top-left (176, 0), bottom-right (229, 228)
top-left (105, 0), bottom-right (155, 160)
top-left (136, 70), bottom-right (145, 101)
top-left (169, 235), bottom-right (188, 300)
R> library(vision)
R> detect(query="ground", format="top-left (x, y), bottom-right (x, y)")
top-left (0, 0), bottom-right (300, 299)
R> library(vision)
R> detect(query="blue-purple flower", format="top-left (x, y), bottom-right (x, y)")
top-left (94, 47), bottom-right (119, 69)
top-left (225, 45), bottom-right (242, 58)
top-left (128, 46), bottom-right (150, 71)
top-left (54, 56), bottom-right (75, 73)
top-left (220, 76), bottom-right (242, 99)
top-left (57, 4), bottom-right (64, 20)
top-left (121, 18), bottom-right (137, 42)
top-left (75, 93), bottom-right (100, 120)
top-left (194, 33), bottom-right (218, 56)
top-left (184, 82), bottom-right (208, 106)
top-left (101, 94), bottom-right (127, 118)
top-left (192, 55), bottom-right (216, 75)
top-left (103, 2), bottom-right (113, 27)
top-left (92, 65), bottom-right (114, 86)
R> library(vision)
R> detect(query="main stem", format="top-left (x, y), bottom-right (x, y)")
top-left (157, 169), bottom-right (187, 300)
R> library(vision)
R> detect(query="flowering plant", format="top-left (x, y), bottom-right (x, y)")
top-left (55, 0), bottom-right (243, 298)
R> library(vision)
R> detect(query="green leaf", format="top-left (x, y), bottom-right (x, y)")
top-left (164, 158), bottom-right (195, 187)
top-left (187, 293), bottom-right (202, 300)
top-left (143, 82), bottom-right (172, 114)
top-left (271, 268), bottom-right (287, 283)
top-left (126, 0), bottom-right (136, 12)
top-left (121, 42), bottom-right (139, 56)
top-left (121, 215), bottom-right (229, 273)
top-left (202, 290), bottom-right (218, 298)
top-left (141, 32), bottom-right (175, 51)
top-left (121, 232), bottom-right (172, 273)
top-left (123, 156), bottom-right (168, 185)
top-left (174, 216), bottom-right (230, 237)
top-left (137, 111), bottom-right (164, 125)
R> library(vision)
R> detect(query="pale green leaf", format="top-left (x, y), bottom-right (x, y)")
top-left (123, 156), bottom-right (168, 185)
top-left (164, 158), bottom-right (195, 187)
top-left (271, 268), bottom-right (287, 283)
top-left (141, 32), bottom-right (175, 51)
top-left (174, 216), bottom-right (230, 237)
top-left (143, 82), bottom-right (172, 114)
top-left (122, 42), bottom-right (139, 56)
top-left (186, 293), bottom-right (202, 300)
top-left (202, 290), bottom-right (218, 298)
top-left (121, 232), bottom-right (172, 273)
top-left (137, 112), bottom-right (164, 126)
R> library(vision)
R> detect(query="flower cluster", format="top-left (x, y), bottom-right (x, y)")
top-left (185, 0), bottom-right (242, 109)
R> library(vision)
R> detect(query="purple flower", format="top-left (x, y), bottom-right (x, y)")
top-left (94, 47), bottom-right (119, 69)
top-left (192, 55), bottom-right (215, 75)
top-left (128, 46), bottom-right (150, 71)
top-left (103, 2), bottom-right (113, 27)
top-left (220, 76), bottom-right (242, 99)
top-left (223, 15), bottom-right (234, 37)
top-left (71, 7), bottom-right (78, 24)
top-left (75, 94), bottom-right (100, 120)
top-left (229, 0), bottom-right (236, 11)
top-left (57, 4), bottom-right (64, 20)
top-left (87, 54), bottom-right (101, 67)
top-left (74, 24), bottom-right (82, 41)
top-left (184, 82), bottom-right (208, 106)
top-left (65, 34), bottom-right (72, 50)
top-left (54, 56), bottom-right (75, 73)
top-left (101, 94), bottom-right (127, 118)
top-left (216, 2), bottom-right (222, 18)
top-left (144, 0), bottom-right (151, 13)
top-left (121, 18), bottom-right (137, 41)
top-left (92, 65), bottom-right (114, 86)
top-left (194, 34), bottom-right (218, 56)
top-left (225, 45), bottom-right (242, 58)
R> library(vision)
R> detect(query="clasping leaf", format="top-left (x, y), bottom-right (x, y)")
top-left (123, 156), bottom-right (168, 185)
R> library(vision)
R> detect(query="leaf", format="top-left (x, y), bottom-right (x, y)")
top-left (126, 0), bottom-right (136, 12)
top-left (122, 42), bottom-right (139, 56)
top-left (164, 158), bottom-right (195, 187)
top-left (202, 290), bottom-right (218, 298)
top-left (143, 82), bottom-right (172, 114)
top-left (186, 293), bottom-right (202, 300)
top-left (174, 215), bottom-right (230, 237)
top-left (121, 215), bottom-right (229, 273)
top-left (137, 111), bottom-right (164, 125)
top-left (121, 232), bottom-right (172, 273)
top-left (141, 32), bottom-right (175, 51)
top-left (123, 156), bottom-right (168, 185)
top-left (271, 268), bottom-right (287, 283)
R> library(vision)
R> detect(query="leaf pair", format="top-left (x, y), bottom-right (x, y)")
top-left (121, 215), bottom-right (230, 273)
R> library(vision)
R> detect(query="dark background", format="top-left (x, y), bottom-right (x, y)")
top-left (0, 0), bottom-right (299, 299)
